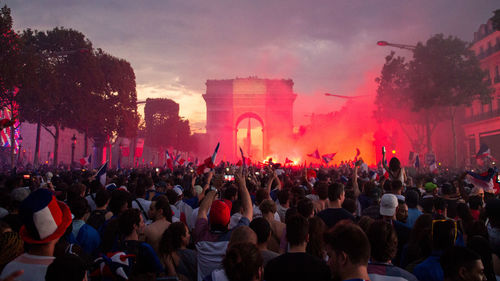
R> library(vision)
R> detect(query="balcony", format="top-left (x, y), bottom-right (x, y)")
top-left (477, 43), bottom-right (500, 60)
top-left (464, 108), bottom-right (500, 124)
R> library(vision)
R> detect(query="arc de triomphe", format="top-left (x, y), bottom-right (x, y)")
top-left (203, 77), bottom-right (297, 161)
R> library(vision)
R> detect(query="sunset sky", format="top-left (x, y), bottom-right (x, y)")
top-left (5, 0), bottom-right (498, 134)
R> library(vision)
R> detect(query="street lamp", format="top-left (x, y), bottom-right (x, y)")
top-left (377, 41), bottom-right (416, 51)
top-left (17, 135), bottom-right (23, 165)
top-left (71, 134), bottom-right (77, 167)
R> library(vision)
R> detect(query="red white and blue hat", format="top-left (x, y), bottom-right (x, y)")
top-left (19, 188), bottom-right (72, 244)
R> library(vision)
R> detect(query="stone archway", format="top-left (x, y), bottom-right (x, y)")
top-left (235, 112), bottom-right (265, 160)
top-left (203, 77), bottom-right (296, 161)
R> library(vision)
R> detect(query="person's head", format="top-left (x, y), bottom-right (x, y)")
top-left (469, 196), bottom-right (483, 211)
top-left (315, 182), bottom-right (329, 200)
top-left (306, 216), bottom-right (327, 259)
top-left (277, 189), bottom-right (289, 206)
top-left (324, 220), bottom-right (370, 280)
top-left (380, 193), bottom-right (398, 219)
top-left (223, 242), bottom-right (263, 281)
top-left (108, 189), bottom-right (130, 216)
top-left (94, 189), bottom-right (111, 209)
top-left (485, 199), bottom-right (500, 228)
top-left (434, 197), bottom-right (447, 217)
top-left (328, 182), bottom-right (345, 203)
top-left (249, 217), bottom-right (271, 246)
top-left (259, 199), bottom-right (277, 216)
top-left (149, 195), bottom-right (172, 222)
top-left (255, 189), bottom-right (269, 206)
top-left (223, 186), bottom-right (238, 201)
top-left (342, 198), bottom-right (357, 216)
top-left (159, 222), bottom-right (190, 255)
top-left (388, 157), bottom-right (401, 172)
top-left (45, 254), bottom-right (87, 281)
top-left (367, 220), bottom-right (397, 262)
top-left (297, 198), bottom-right (314, 218)
top-left (68, 196), bottom-right (90, 220)
top-left (286, 214), bottom-right (309, 247)
top-left (209, 200), bottom-right (231, 231)
top-left (0, 231), bottom-right (23, 272)
top-left (391, 180), bottom-right (403, 194)
top-left (405, 189), bottom-right (419, 209)
top-left (396, 202), bottom-right (408, 223)
top-left (441, 246), bottom-right (486, 281)
top-left (229, 226), bottom-right (257, 248)
top-left (421, 196), bottom-right (435, 213)
top-left (118, 208), bottom-right (144, 238)
top-left (432, 219), bottom-right (457, 251)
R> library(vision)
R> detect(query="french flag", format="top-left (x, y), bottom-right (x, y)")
top-left (307, 149), bottom-right (320, 159)
top-left (165, 151), bottom-right (173, 170)
top-left (354, 148), bottom-right (360, 162)
top-left (467, 167), bottom-right (497, 192)
top-left (96, 162), bottom-right (108, 186)
top-left (321, 153), bottom-right (336, 164)
top-left (429, 159), bottom-right (438, 174)
top-left (80, 155), bottom-right (91, 166)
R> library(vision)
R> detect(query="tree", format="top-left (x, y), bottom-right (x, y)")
top-left (492, 9), bottom-right (500, 31)
top-left (17, 27), bottom-right (93, 166)
top-left (144, 98), bottom-right (193, 153)
top-left (375, 52), bottom-right (442, 155)
top-left (0, 5), bottom-right (23, 167)
top-left (376, 34), bottom-right (494, 167)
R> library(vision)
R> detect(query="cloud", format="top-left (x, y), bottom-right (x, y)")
top-left (5, 0), bottom-right (498, 134)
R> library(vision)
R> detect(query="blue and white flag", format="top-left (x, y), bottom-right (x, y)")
top-left (96, 162), bottom-right (108, 186)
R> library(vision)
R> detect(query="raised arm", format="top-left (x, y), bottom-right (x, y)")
top-left (235, 167), bottom-right (253, 220)
top-left (197, 171), bottom-right (213, 202)
top-left (197, 190), bottom-right (216, 220)
top-left (352, 160), bottom-right (361, 199)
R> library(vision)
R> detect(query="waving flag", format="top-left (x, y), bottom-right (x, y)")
top-left (239, 147), bottom-right (246, 167)
top-left (467, 167), bottom-right (497, 192)
top-left (307, 149), bottom-right (320, 159)
top-left (476, 144), bottom-right (492, 159)
top-left (285, 158), bottom-right (294, 165)
top-left (321, 153), bottom-right (337, 164)
top-left (80, 155), bottom-right (92, 166)
top-left (165, 151), bottom-right (174, 170)
top-left (196, 143), bottom-right (220, 175)
top-left (96, 162), bottom-right (108, 186)
top-left (354, 148), bottom-right (360, 162)
top-left (415, 154), bottom-right (420, 168)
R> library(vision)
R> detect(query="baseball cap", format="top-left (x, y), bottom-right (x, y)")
top-left (380, 193), bottom-right (398, 217)
top-left (209, 200), bottom-right (231, 227)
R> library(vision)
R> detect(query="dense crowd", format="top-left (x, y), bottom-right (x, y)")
top-left (0, 151), bottom-right (499, 281)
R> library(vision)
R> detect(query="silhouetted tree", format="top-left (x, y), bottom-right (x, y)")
top-left (144, 98), bottom-right (193, 153)
top-left (492, 9), bottom-right (500, 31)
top-left (376, 34), bottom-right (493, 167)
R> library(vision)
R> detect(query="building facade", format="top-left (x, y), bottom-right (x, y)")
top-left (463, 19), bottom-right (500, 163)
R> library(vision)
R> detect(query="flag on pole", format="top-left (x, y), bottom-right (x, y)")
top-left (321, 153), bottom-right (336, 164)
top-left (212, 142), bottom-right (220, 164)
top-left (429, 159), bottom-right (438, 174)
top-left (285, 158), bottom-right (294, 165)
top-left (165, 150), bottom-right (173, 170)
top-left (196, 143), bottom-right (220, 175)
top-left (307, 149), bottom-right (320, 159)
top-left (96, 162), bottom-right (108, 186)
top-left (476, 144), bottom-right (492, 159)
top-left (80, 155), bottom-right (92, 166)
top-left (414, 154), bottom-right (420, 168)
top-left (239, 147), bottom-right (246, 167)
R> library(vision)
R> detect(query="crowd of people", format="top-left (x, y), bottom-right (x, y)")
top-left (0, 150), bottom-right (499, 281)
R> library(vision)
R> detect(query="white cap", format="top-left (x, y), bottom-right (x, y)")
top-left (380, 194), bottom-right (398, 217)
top-left (173, 186), bottom-right (183, 197)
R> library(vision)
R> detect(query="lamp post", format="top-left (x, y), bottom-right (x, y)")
top-left (17, 135), bottom-right (23, 165)
top-left (71, 134), bottom-right (77, 167)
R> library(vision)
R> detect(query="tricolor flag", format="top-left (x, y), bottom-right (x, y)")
top-left (96, 162), bottom-right (108, 186)
top-left (369, 170), bottom-right (379, 181)
top-left (321, 153), bottom-right (336, 164)
top-left (165, 150), bottom-right (174, 170)
top-left (466, 167), bottom-right (497, 192)
top-left (196, 143), bottom-right (219, 175)
top-left (307, 149), bottom-right (320, 159)
top-left (80, 155), bottom-right (91, 166)
top-left (476, 144), bottom-right (492, 159)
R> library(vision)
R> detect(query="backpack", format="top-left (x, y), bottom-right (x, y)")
top-left (87, 209), bottom-right (107, 231)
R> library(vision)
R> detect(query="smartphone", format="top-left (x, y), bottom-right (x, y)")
top-left (382, 146), bottom-right (386, 153)
top-left (23, 174), bottom-right (30, 179)
top-left (155, 168), bottom-right (160, 172)
top-left (255, 172), bottom-right (260, 175)
top-left (224, 175), bottom-right (235, 181)
top-left (497, 175), bottom-right (500, 183)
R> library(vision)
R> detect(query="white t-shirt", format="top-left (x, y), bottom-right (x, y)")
top-left (0, 253), bottom-right (55, 281)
